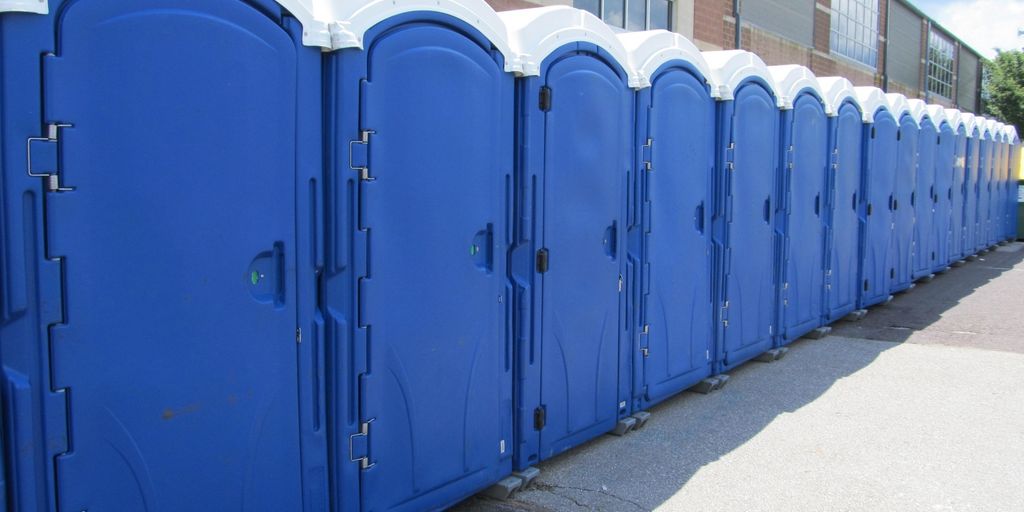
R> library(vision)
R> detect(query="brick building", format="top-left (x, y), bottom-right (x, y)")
top-left (486, 0), bottom-right (985, 113)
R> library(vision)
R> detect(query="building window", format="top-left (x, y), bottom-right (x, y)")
top-left (574, 0), bottom-right (672, 31)
top-left (927, 30), bottom-right (955, 99)
top-left (829, 0), bottom-right (880, 67)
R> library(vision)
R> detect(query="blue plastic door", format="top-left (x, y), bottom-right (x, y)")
top-left (720, 83), bottom-right (778, 369)
top-left (826, 103), bottom-right (863, 319)
top-left (976, 138), bottom-right (990, 251)
top-left (859, 112), bottom-right (897, 307)
top-left (353, 21), bottom-right (513, 511)
top-left (891, 115), bottom-right (917, 291)
top-left (44, 1), bottom-right (303, 509)
top-left (950, 128), bottom-right (967, 260)
top-left (536, 52), bottom-right (630, 459)
top-left (933, 124), bottom-right (955, 269)
top-left (964, 135), bottom-right (979, 254)
top-left (913, 119), bottom-right (937, 278)
top-left (639, 67), bottom-right (714, 407)
top-left (995, 141), bottom-right (1007, 242)
top-left (779, 94), bottom-right (828, 343)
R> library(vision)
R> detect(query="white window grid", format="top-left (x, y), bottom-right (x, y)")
top-left (829, 0), bottom-right (880, 67)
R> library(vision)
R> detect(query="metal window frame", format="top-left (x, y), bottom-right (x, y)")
top-left (829, 0), bottom-right (880, 67)
top-left (926, 28), bottom-right (955, 99)
top-left (579, 0), bottom-right (674, 31)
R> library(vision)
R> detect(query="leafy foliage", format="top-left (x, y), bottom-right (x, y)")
top-left (984, 49), bottom-right (1024, 138)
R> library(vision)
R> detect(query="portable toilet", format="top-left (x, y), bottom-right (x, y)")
top-left (1002, 125), bottom-right (1015, 241)
top-left (908, 99), bottom-right (937, 281)
top-left (703, 50), bottom-right (783, 368)
top-left (500, 5), bottom-right (636, 467)
top-left (1010, 126), bottom-right (1022, 239)
top-left (928, 105), bottom-right (955, 272)
top-left (818, 77), bottom-right (865, 323)
top-left (986, 120), bottom-right (1003, 246)
top-left (324, 1), bottom-right (521, 509)
top-left (1007, 126), bottom-right (1021, 240)
top-left (994, 122), bottom-right (1009, 242)
top-left (618, 30), bottom-right (719, 411)
top-left (962, 113), bottom-right (981, 255)
top-left (0, 1), bottom-right (330, 511)
top-left (768, 65), bottom-right (830, 345)
top-left (854, 87), bottom-right (897, 309)
top-left (944, 108), bottom-right (968, 263)
top-left (886, 93), bottom-right (917, 293)
top-left (975, 117), bottom-right (994, 252)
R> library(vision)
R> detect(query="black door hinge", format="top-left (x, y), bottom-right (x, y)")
top-left (536, 248), bottom-right (549, 274)
top-left (533, 406), bottom-right (546, 430)
top-left (539, 86), bottom-right (552, 112)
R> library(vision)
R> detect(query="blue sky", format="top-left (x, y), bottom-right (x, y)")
top-left (905, 0), bottom-right (1024, 58)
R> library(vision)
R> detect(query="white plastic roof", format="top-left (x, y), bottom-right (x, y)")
top-left (0, 0), bottom-right (47, 14)
top-left (884, 93), bottom-right (915, 126)
top-left (702, 50), bottom-right (780, 105)
top-left (1008, 125), bottom-right (1019, 143)
top-left (907, 99), bottom-right (929, 125)
top-left (816, 77), bottom-right (859, 117)
top-left (4, 0), bottom-right (517, 53)
top-left (853, 87), bottom-right (888, 123)
top-left (325, 0), bottom-right (514, 62)
top-left (617, 30), bottom-right (716, 94)
top-left (767, 65), bottom-right (824, 110)
top-left (977, 117), bottom-right (991, 138)
top-left (943, 109), bottom-right (963, 132)
top-left (985, 119), bottom-right (1000, 139)
top-left (962, 113), bottom-right (978, 137)
top-left (924, 104), bottom-right (947, 128)
top-left (994, 122), bottom-right (1006, 142)
top-left (499, 6), bottom-right (635, 82)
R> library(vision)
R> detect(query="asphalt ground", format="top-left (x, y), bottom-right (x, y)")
top-left (454, 242), bottom-right (1024, 511)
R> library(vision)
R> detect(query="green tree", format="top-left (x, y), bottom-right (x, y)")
top-left (983, 49), bottom-right (1024, 137)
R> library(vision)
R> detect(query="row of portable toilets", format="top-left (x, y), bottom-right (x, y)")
top-left (0, 1), bottom-right (1020, 511)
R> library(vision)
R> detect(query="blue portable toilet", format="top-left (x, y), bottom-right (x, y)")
top-left (618, 31), bottom-right (719, 411)
top-left (927, 105), bottom-right (955, 272)
top-left (944, 109), bottom-right (968, 263)
top-left (982, 119), bottom-right (1000, 247)
top-left (1001, 124), bottom-right (1014, 241)
top-left (1010, 126), bottom-right (1022, 239)
top-left (908, 99), bottom-right (937, 280)
top-left (703, 50), bottom-right (784, 368)
top-left (500, 6), bottom-right (636, 467)
top-left (1003, 126), bottom-right (1019, 240)
top-left (768, 65), bottom-right (830, 345)
top-left (854, 87), bottom-right (897, 309)
top-left (325, 1), bottom-right (519, 509)
top-left (886, 93), bottom-right (917, 293)
top-left (993, 122), bottom-right (1009, 242)
top-left (818, 77), bottom-right (865, 323)
top-left (0, 1), bottom-right (329, 510)
top-left (975, 117), bottom-right (993, 252)
top-left (962, 113), bottom-right (982, 256)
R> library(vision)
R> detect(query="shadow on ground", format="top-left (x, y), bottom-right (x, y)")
top-left (831, 243), bottom-right (1024, 352)
top-left (453, 242), bottom-right (1024, 511)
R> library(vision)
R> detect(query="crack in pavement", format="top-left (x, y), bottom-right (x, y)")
top-left (532, 482), bottom-right (646, 511)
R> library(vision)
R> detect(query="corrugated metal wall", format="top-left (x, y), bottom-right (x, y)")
top-left (742, 0), bottom-right (815, 46)
top-left (886, 1), bottom-right (923, 90)
top-left (957, 47), bottom-right (980, 113)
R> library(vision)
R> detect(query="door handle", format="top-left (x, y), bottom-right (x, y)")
top-left (248, 242), bottom-right (285, 306)
top-left (471, 224), bottom-right (494, 273)
top-left (695, 202), bottom-right (705, 234)
top-left (603, 222), bottom-right (617, 259)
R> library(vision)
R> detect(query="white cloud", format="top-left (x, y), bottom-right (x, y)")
top-left (925, 0), bottom-right (1024, 59)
